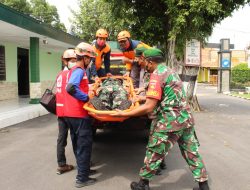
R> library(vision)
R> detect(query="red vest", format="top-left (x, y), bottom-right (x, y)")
top-left (56, 66), bottom-right (89, 118)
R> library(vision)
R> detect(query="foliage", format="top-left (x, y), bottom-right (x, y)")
top-left (231, 63), bottom-right (250, 83)
top-left (0, 0), bottom-right (31, 14)
top-left (0, 0), bottom-right (66, 31)
top-left (106, 0), bottom-right (250, 58)
top-left (230, 81), bottom-right (250, 90)
top-left (71, 0), bottom-right (135, 43)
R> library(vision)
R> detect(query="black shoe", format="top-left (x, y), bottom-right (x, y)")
top-left (89, 169), bottom-right (97, 175)
top-left (160, 161), bottom-right (167, 170)
top-left (117, 99), bottom-right (132, 110)
top-left (193, 181), bottom-right (210, 190)
top-left (130, 179), bottom-right (150, 190)
top-left (155, 168), bottom-right (162, 175)
top-left (90, 97), bottom-right (107, 110)
top-left (75, 178), bottom-right (97, 188)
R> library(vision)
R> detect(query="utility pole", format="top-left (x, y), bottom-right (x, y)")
top-left (217, 39), bottom-right (232, 93)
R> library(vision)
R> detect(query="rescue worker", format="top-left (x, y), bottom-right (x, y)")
top-left (59, 42), bottom-right (97, 188)
top-left (55, 49), bottom-right (76, 175)
top-left (117, 30), bottom-right (151, 88)
top-left (110, 48), bottom-right (210, 190)
top-left (93, 28), bottom-right (112, 77)
top-left (90, 78), bottom-right (132, 110)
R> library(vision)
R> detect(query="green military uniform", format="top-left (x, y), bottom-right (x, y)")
top-left (91, 78), bottom-right (131, 110)
top-left (139, 63), bottom-right (208, 182)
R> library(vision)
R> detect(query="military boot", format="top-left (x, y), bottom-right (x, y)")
top-left (193, 181), bottom-right (210, 190)
top-left (130, 179), bottom-right (150, 190)
top-left (160, 161), bottom-right (167, 170)
top-left (117, 99), bottom-right (132, 110)
top-left (155, 168), bottom-right (162, 175)
top-left (90, 97), bottom-right (107, 110)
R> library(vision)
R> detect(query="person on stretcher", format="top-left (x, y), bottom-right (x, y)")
top-left (89, 78), bottom-right (132, 110)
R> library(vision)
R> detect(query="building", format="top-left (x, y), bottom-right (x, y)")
top-left (198, 46), bottom-right (248, 84)
top-left (0, 3), bottom-right (81, 102)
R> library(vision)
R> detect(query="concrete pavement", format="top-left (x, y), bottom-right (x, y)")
top-left (0, 98), bottom-right (48, 129)
top-left (0, 84), bottom-right (250, 190)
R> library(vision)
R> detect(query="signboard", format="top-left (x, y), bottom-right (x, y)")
top-left (185, 39), bottom-right (201, 66)
top-left (220, 52), bottom-right (231, 69)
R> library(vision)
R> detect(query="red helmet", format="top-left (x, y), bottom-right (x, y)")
top-left (75, 42), bottom-right (97, 57)
top-left (62, 49), bottom-right (76, 59)
top-left (96, 29), bottom-right (108, 38)
top-left (117, 30), bottom-right (131, 41)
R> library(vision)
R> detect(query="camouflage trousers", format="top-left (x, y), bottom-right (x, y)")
top-left (98, 82), bottom-right (128, 110)
top-left (139, 125), bottom-right (208, 182)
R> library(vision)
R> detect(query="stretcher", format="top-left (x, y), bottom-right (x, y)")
top-left (84, 76), bottom-right (139, 122)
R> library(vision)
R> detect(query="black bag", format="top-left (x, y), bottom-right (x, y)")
top-left (40, 82), bottom-right (56, 114)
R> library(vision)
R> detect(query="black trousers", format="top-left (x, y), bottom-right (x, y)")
top-left (64, 117), bottom-right (93, 182)
top-left (57, 117), bottom-right (70, 167)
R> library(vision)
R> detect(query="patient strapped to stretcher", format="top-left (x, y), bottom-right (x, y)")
top-left (90, 78), bottom-right (132, 110)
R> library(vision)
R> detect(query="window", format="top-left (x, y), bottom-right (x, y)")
top-left (0, 45), bottom-right (6, 81)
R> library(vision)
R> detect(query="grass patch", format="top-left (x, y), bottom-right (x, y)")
top-left (231, 92), bottom-right (250, 99)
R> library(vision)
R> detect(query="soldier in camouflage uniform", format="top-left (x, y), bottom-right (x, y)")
top-left (90, 78), bottom-right (132, 110)
top-left (110, 48), bottom-right (209, 190)
top-left (134, 47), bottom-right (167, 175)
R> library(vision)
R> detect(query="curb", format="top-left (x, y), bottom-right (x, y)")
top-left (228, 93), bottom-right (250, 100)
top-left (0, 105), bottom-right (49, 129)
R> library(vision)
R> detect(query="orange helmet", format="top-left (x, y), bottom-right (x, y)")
top-left (117, 30), bottom-right (131, 41)
top-left (96, 28), bottom-right (108, 38)
top-left (62, 49), bottom-right (76, 59)
top-left (75, 42), bottom-right (97, 58)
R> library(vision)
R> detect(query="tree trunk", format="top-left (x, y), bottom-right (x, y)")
top-left (181, 66), bottom-right (201, 111)
top-left (166, 40), bottom-right (201, 112)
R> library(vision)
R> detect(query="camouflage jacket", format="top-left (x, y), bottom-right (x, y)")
top-left (146, 63), bottom-right (194, 132)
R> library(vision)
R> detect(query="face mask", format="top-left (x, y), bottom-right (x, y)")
top-left (123, 40), bottom-right (130, 50)
top-left (97, 39), bottom-right (105, 47)
top-left (68, 61), bottom-right (76, 69)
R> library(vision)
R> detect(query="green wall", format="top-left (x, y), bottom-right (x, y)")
top-left (1, 42), bottom-right (18, 82)
top-left (39, 49), bottom-right (62, 81)
top-left (1, 41), bottom-right (62, 82)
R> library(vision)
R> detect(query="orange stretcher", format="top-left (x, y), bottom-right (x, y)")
top-left (84, 76), bottom-right (139, 122)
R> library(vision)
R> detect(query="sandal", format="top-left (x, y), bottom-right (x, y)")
top-left (57, 164), bottom-right (74, 175)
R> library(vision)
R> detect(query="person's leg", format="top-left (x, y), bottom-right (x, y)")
top-left (71, 118), bottom-right (96, 187)
top-left (130, 62), bottom-right (140, 88)
top-left (57, 117), bottom-right (74, 174)
top-left (97, 68), bottom-right (106, 77)
top-left (90, 87), bottom-right (112, 110)
top-left (139, 131), bottom-right (180, 180)
top-left (178, 126), bottom-right (209, 190)
top-left (131, 122), bottom-right (181, 190)
top-left (112, 86), bottom-right (131, 110)
top-left (57, 117), bottom-right (68, 166)
top-left (68, 118), bottom-right (77, 157)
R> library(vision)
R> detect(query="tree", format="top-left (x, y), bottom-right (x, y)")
top-left (0, 0), bottom-right (31, 14)
top-left (30, 0), bottom-right (66, 31)
top-left (71, 0), bottom-right (135, 42)
top-left (0, 0), bottom-right (66, 31)
top-left (107, 0), bottom-right (250, 110)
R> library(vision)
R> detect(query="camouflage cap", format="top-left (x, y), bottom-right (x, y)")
top-left (143, 48), bottom-right (163, 59)
top-left (135, 46), bottom-right (148, 57)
